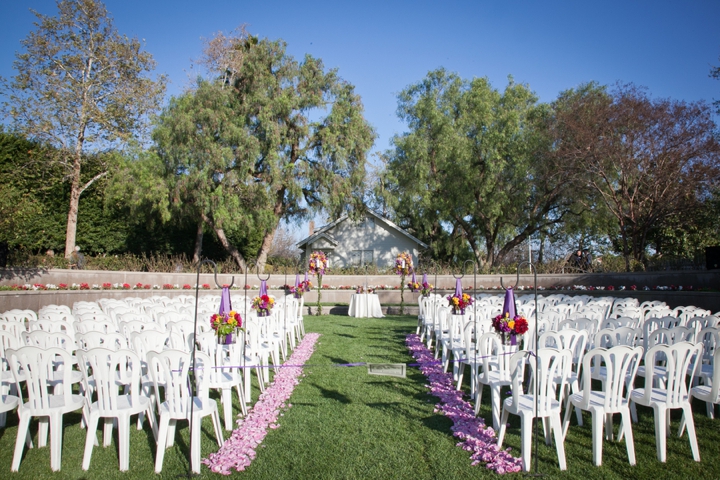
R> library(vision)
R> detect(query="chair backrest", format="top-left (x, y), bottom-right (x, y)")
top-left (76, 331), bottom-right (127, 350)
top-left (539, 328), bottom-right (588, 366)
top-left (697, 327), bottom-right (720, 366)
top-left (147, 349), bottom-right (212, 415)
top-left (27, 319), bottom-right (73, 334)
top-left (558, 317), bottom-right (598, 337)
top-left (118, 320), bottom-right (164, 341)
top-left (687, 316), bottom-right (720, 342)
top-left (73, 319), bottom-right (118, 335)
top-left (699, 348), bottom-right (720, 403)
top-left (22, 330), bottom-right (76, 353)
top-left (595, 327), bottom-right (641, 349)
top-left (581, 345), bottom-right (643, 411)
top-left (77, 348), bottom-right (142, 412)
top-left (3, 309), bottom-right (38, 322)
top-left (476, 332), bottom-right (515, 383)
top-left (131, 330), bottom-right (169, 356)
top-left (613, 316), bottom-right (642, 330)
top-left (0, 320), bottom-right (26, 339)
top-left (508, 348), bottom-right (572, 416)
top-left (0, 331), bottom-right (21, 377)
top-left (639, 342), bottom-right (702, 408)
top-left (6, 346), bottom-right (76, 409)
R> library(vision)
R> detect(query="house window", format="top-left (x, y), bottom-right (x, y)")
top-left (352, 250), bottom-right (374, 266)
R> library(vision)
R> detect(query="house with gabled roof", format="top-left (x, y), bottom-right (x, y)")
top-left (296, 210), bottom-right (428, 269)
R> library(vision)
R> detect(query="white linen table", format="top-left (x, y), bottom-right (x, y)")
top-left (348, 293), bottom-right (384, 318)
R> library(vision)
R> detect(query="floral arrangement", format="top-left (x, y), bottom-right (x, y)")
top-left (447, 292), bottom-right (473, 315)
top-left (211, 310), bottom-right (242, 337)
top-left (356, 286), bottom-right (375, 294)
top-left (252, 294), bottom-right (275, 316)
top-left (290, 280), bottom-right (310, 298)
top-left (308, 251), bottom-right (328, 276)
top-left (492, 312), bottom-right (529, 337)
top-left (394, 252), bottom-right (414, 276)
top-left (304, 279), bottom-right (313, 292)
top-left (407, 280), bottom-right (421, 292)
top-left (309, 251), bottom-right (327, 315)
top-left (420, 281), bottom-right (434, 296)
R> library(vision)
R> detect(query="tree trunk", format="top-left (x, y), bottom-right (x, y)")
top-left (64, 145), bottom-right (84, 258)
top-left (255, 226), bottom-right (277, 273)
top-left (201, 213), bottom-right (246, 272)
top-left (192, 219), bottom-right (204, 264)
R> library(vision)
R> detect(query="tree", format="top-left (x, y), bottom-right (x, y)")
top-left (0, 0), bottom-right (166, 258)
top-left (383, 69), bottom-right (579, 269)
top-left (153, 31), bottom-right (374, 271)
top-left (552, 83), bottom-right (720, 270)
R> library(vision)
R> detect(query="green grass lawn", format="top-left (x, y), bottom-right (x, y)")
top-left (1, 314), bottom-right (719, 478)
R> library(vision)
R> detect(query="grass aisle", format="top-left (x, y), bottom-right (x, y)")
top-left (1, 314), bottom-right (720, 478)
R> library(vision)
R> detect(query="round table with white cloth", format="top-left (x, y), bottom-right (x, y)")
top-left (348, 293), bottom-right (384, 318)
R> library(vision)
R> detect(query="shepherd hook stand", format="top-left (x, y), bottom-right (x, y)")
top-left (185, 260), bottom-right (235, 478)
top-left (500, 261), bottom-right (543, 477)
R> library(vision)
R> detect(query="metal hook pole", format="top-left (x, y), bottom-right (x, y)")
top-left (514, 260), bottom-right (540, 476)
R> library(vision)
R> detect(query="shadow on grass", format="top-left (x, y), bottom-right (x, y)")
top-left (311, 383), bottom-right (352, 404)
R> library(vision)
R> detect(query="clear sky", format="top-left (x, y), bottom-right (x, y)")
top-left (2, 0), bottom-right (719, 157)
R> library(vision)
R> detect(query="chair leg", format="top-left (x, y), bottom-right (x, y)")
top-left (155, 415), bottom-right (170, 473)
top-left (222, 388), bottom-right (233, 430)
top-left (621, 409), bottom-right (636, 465)
top-left (49, 412), bottom-right (63, 471)
top-left (681, 404), bottom-right (701, 462)
top-left (561, 398), bottom-right (574, 440)
top-left (118, 415), bottom-right (130, 471)
top-left (490, 385), bottom-right (502, 431)
top-left (474, 383), bottom-right (484, 416)
top-left (496, 407), bottom-right (510, 448)
top-left (12, 413), bottom-right (31, 472)
top-left (236, 382), bottom-right (247, 417)
top-left (653, 405), bottom-right (667, 462)
top-left (82, 412), bottom-right (100, 470)
top-left (591, 409), bottom-right (603, 466)
top-left (521, 414), bottom-right (533, 472)
top-left (190, 415), bottom-right (201, 474)
top-left (212, 409), bottom-right (225, 447)
top-left (551, 413), bottom-right (567, 470)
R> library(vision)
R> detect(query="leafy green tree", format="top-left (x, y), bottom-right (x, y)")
top-left (0, 0), bottom-right (166, 258)
top-left (383, 69), bottom-right (579, 269)
top-left (551, 83), bottom-right (720, 270)
top-left (152, 31), bottom-right (375, 271)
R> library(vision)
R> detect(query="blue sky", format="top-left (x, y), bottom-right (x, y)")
top-left (3, 1), bottom-right (720, 241)
top-left (3, 0), bottom-right (719, 156)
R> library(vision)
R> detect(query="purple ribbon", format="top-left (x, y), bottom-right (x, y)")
top-left (454, 278), bottom-right (462, 297)
top-left (502, 286), bottom-right (516, 318)
top-left (295, 273), bottom-right (300, 288)
top-left (260, 279), bottom-right (268, 296)
top-left (422, 273), bottom-right (428, 285)
top-left (219, 286), bottom-right (232, 315)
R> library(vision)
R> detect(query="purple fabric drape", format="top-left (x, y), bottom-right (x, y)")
top-left (502, 287), bottom-right (516, 319)
top-left (422, 273), bottom-right (428, 285)
top-left (411, 271), bottom-right (416, 284)
top-left (295, 273), bottom-right (300, 288)
top-left (454, 278), bottom-right (462, 297)
top-left (219, 286), bottom-right (232, 315)
top-left (260, 280), bottom-right (268, 296)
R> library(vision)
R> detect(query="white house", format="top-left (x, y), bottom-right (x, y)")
top-left (296, 210), bottom-right (428, 269)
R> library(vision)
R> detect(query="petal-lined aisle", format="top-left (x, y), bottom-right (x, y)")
top-left (203, 333), bottom-right (321, 475)
top-left (406, 334), bottom-right (522, 474)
